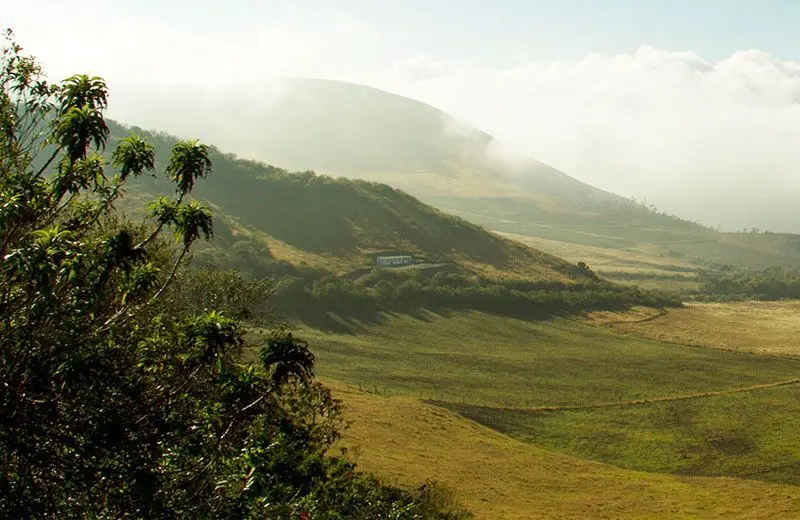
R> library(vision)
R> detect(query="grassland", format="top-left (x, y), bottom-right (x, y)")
top-left (588, 301), bottom-right (800, 357)
top-left (443, 382), bottom-right (800, 486)
top-left (301, 311), bottom-right (800, 409)
top-left (498, 232), bottom-right (702, 292)
top-left (301, 309), bottom-right (800, 493)
top-left (328, 380), bottom-right (800, 520)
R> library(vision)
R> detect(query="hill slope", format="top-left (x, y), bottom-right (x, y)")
top-left (111, 121), bottom-right (585, 282)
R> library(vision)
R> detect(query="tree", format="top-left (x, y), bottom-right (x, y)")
top-left (261, 329), bottom-right (316, 388)
top-left (0, 31), bottom-right (470, 519)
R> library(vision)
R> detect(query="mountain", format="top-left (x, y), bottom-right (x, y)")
top-left (110, 79), bottom-right (800, 284)
top-left (113, 78), bottom-right (612, 202)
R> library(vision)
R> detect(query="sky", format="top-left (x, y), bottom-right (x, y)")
top-left (5, 0), bottom-right (800, 230)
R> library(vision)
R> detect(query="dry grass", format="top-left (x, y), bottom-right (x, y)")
top-left (327, 380), bottom-right (800, 520)
top-left (497, 232), bottom-right (702, 292)
top-left (588, 301), bottom-right (800, 357)
top-left (499, 232), bottom-right (697, 274)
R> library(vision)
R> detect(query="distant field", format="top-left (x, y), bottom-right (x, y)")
top-left (300, 311), bottom-right (800, 409)
top-left (498, 232), bottom-right (701, 293)
top-left (499, 232), bottom-right (696, 274)
top-left (588, 301), bottom-right (800, 357)
top-left (329, 380), bottom-right (800, 520)
top-left (444, 383), bottom-right (800, 486)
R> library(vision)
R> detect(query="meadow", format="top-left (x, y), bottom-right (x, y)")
top-left (301, 311), bottom-right (800, 409)
top-left (443, 383), bottom-right (800, 486)
top-left (588, 301), bottom-right (800, 357)
top-left (329, 380), bottom-right (800, 520)
top-left (300, 304), bottom-right (800, 506)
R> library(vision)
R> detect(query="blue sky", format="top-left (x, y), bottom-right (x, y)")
top-left (6, 0), bottom-right (800, 77)
top-left (311, 0), bottom-right (800, 64)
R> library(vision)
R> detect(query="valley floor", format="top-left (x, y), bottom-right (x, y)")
top-left (587, 301), bottom-right (800, 357)
top-left (329, 380), bottom-right (800, 520)
top-left (300, 304), bottom-right (800, 516)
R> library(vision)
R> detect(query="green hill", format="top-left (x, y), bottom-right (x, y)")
top-left (109, 121), bottom-right (679, 327)
top-left (112, 121), bottom-right (579, 282)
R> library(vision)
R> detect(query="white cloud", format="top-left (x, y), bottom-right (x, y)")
top-left (388, 55), bottom-right (448, 82)
top-left (382, 47), bottom-right (800, 231)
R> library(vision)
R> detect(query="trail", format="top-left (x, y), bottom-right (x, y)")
top-left (527, 378), bottom-right (800, 412)
top-left (436, 378), bottom-right (800, 414)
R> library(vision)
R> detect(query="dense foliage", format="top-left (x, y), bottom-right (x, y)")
top-left (697, 266), bottom-right (800, 301)
top-left (0, 33), bottom-right (469, 519)
top-left (192, 243), bottom-right (681, 322)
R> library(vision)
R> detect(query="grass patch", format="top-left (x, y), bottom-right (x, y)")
top-left (590, 301), bottom-right (800, 357)
top-left (441, 383), bottom-right (800, 485)
top-left (328, 380), bottom-right (800, 520)
top-left (300, 311), bottom-right (800, 408)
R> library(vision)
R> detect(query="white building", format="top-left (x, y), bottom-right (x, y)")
top-left (375, 255), bottom-right (413, 267)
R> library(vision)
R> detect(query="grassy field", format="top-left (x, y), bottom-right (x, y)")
top-left (300, 311), bottom-right (800, 409)
top-left (588, 301), bottom-right (800, 357)
top-left (497, 232), bottom-right (701, 292)
top-left (300, 309), bottom-right (800, 492)
top-left (443, 382), bottom-right (800, 486)
top-left (328, 380), bottom-right (800, 519)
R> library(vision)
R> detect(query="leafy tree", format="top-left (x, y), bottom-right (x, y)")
top-left (0, 31), bottom-right (470, 519)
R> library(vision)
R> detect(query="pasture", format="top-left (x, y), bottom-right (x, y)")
top-left (330, 380), bottom-right (800, 519)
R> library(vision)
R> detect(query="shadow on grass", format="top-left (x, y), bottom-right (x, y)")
top-left (279, 300), bottom-right (565, 334)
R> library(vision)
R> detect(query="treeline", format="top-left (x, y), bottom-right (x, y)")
top-left (275, 268), bottom-right (680, 317)
top-left (697, 267), bottom-right (800, 301)
top-left (193, 243), bottom-right (681, 320)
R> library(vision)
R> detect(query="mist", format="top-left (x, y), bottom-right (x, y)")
top-left (382, 48), bottom-right (800, 232)
top-left (109, 47), bottom-right (800, 233)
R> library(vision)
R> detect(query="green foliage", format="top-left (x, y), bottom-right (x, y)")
top-left (0, 33), bottom-right (469, 519)
top-left (261, 328), bottom-right (316, 387)
top-left (268, 266), bottom-right (681, 322)
top-left (697, 266), bottom-right (800, 301)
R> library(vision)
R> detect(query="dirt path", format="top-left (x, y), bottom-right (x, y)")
top-left (468, 378), bottom-right (800, 414)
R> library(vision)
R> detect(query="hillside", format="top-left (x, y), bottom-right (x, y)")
top-left (113, 78), bottom-right (800, 284)
top-left (112, 121), bottom-right (582, 282)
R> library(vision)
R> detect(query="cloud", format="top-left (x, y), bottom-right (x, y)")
top-left (388, 55), bottom-right (448, 82)
top-left (7, 1), bottom-right (378, 88)
top-left (382, 47), bottom-right (800, 231)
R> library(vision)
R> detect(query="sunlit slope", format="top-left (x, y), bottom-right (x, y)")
top-left (300, 311), bottom-right (800, 409)
top-left (328, 380), bottom-right (800, 520)
top-left (111, 121), bottom-right (587, 281)
top-left (445, 382), bottom-right (800, 487)
top-left (588, 301), bottom-right (800, 357)
top-left (307, 310), bottom-right (800, 489)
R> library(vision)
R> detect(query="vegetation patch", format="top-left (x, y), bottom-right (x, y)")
top-left (440, 383), bottom-right (800, 485)
top-left (329, 379), bottom-right (800, 520)
top-left (299, 311), bottom-right (800, 409)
